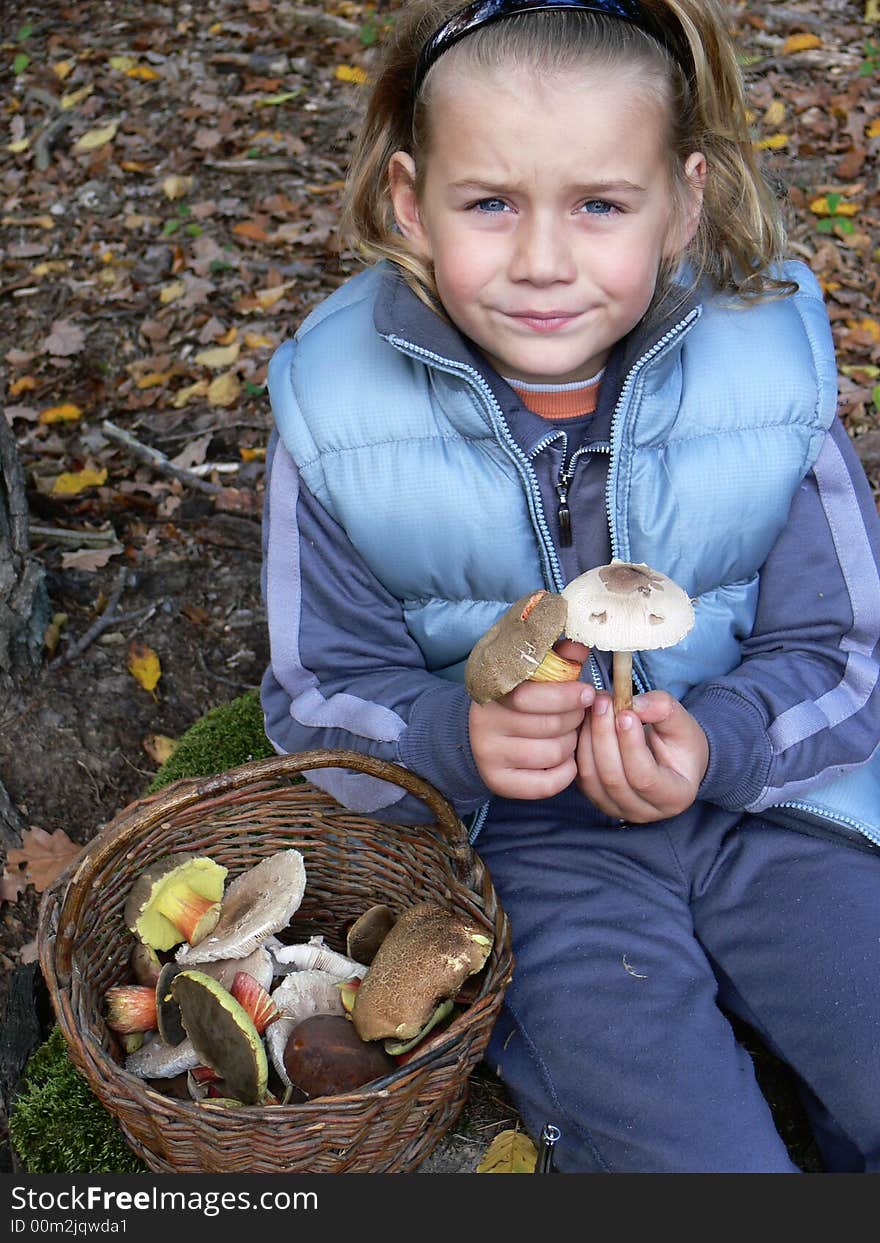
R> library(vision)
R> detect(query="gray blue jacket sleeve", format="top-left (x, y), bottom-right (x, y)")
top-left (261, 429), bottom-right (492, 823)
top-left (684, 417), bottom-right (880, 813)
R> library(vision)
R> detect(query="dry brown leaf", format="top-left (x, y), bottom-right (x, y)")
top-left (6, 826), bottom-right (83, 895)
top-left (61, 545), bottom-right (124, 570)
top-left (43, 320), bottom-right (85, 357)
top-left (476, 1128), bottom-right (538, 1173)
top-left (233, 221), bottom-right (270, 243)
top-left (128, 639), bottom-right (162, 692)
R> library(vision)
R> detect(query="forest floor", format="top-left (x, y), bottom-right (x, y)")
top-left (1, 0), bottom-right (879, 1174)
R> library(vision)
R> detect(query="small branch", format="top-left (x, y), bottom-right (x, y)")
top-left (285, 6), bottom-right (358, 36)
top-left (101, 420), bottom-right (222, 495)
top-left (52, 567), bottom-right (128, 668)
top-left (33, 113), bottom-right (73, 172)
top-left (204, 158), bottom-right (304, 174)
top-left (29, 524), bottom-right (118, 548)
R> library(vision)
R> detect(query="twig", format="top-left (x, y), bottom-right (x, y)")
top-left (33, 113), bottom-right (73, 172)
top-left (52, 567), bottom-right (129, 668)
top-left (285, 6), bottom-right (358, 36)
top-left (101, 419), bottom-right (222, 495)
top-left (29, 524), bottom-right (118, 548)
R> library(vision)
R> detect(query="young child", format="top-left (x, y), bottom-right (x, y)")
top-left (261, 0), bottom-right (880, 1172)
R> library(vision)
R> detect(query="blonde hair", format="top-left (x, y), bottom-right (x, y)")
top-left (341, 0), bottom-right (795, 310)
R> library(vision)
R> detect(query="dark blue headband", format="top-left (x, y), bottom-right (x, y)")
top-left (413, 0), bottom-right (686, 96)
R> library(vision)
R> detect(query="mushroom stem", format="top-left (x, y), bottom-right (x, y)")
top-left (154, 887), bottom-right (221, 945)
top-left (530, 648), bottom-right (582, 684)
top-left (105, 985), bottom-right (159, 1035)
top-left (612, 650), bottom-right (634, 715)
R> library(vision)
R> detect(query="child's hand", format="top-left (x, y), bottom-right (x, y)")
top-left (468, 640), bottom-right (591, 800)
top-left (575, 690), bottom-right (709, 822)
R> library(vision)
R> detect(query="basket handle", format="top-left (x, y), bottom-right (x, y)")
top-left (49, 749), bottom-right (476, 982)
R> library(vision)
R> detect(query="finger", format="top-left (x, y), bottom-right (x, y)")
top-left (614, 710), bottom-right (669, 805)
top-left (630, 691), bottom-right (677, 728)
top-left (505, 679), bottom-right (593, 714)
top-left (499, 705), bottom-right (588, 739)
top-left (495, 756), bottom-right (578, 801)
top-left (575, 711), bottom-right (623, 816)
top-left (554, 638), bottom-right (591, 663)
top-left (503, 730), bottom-right (580, 771)
top-left (588, 695), bottom-right (658, 819)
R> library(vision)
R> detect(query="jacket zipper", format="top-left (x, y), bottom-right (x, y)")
top-left (774, 800), bottom-right (880, 847)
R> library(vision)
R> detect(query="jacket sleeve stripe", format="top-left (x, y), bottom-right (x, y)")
top-left (767, 431), bottom-right (880, 755)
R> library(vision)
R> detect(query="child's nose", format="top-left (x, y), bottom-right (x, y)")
top-left (509, 212), bottom-right (576, 285)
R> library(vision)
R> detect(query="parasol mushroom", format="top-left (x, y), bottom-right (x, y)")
top-left (464, 590), bottom-right (582, 704)
top-left (562, 560), bottom-right (694, 714)
top-left (174, 849), bottom-right (306, 964)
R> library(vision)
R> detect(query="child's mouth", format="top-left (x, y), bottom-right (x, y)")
top-left (507, 311), bottom-right (582, 333)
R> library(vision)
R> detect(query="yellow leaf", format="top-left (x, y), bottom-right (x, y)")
top-left (866, 0), bottom-right (880, 21)
top-left (810, 197), bottom-right (859, 217)
top-left (33, 261), bottom-right (68, 276)
top-left (255, 282), bottom-right (293, 309)
top-left (126, 65), bottom-right (161, 81)
top-left (128, 639), bottom-right (162, 692)
top-left (195, 343), bottom-right (241, 368)
top-left (763, 100), bottom-right (786, 128)
top-left (754, 134), bottom-right (789, 150)
top-left (159, 280), bottom-right (185, 304)
top-left (72, 120), bottom-right (119, 152)
top-left (240, 446), bottom-right (266, 462)
top-left (782, 33), bottom-right (822, 54)
top-left (53, 60), bottom-right (74, 80)
top-left (847, 318), bottom-right (880, 342)
top-left (39, 403), bottom-right (83, 424)
top-left (476, 1129), bottom-right (538, 1174)
top-left (142, 733), bottom-right (177, 765)
top-left (109, 55), bottom-right (136, 71)
top-left (61, 83), bottom-right (93, 109)
top-left (136, 371), bottom-right (174, 389)
top-left (334, 64), bottom-right (369, 85)
top-left (217, 326), bottom-right (238, 346)
top-left (243, 332), bottom-right (274, 349)
top-left (172, 380), bottom-right (209, 408)
top-left (867, 119), bottom-right (880, 139)
top-left (10, 376), bottom-right (37, 397)
top-left (207, 371), bottom-right (242, 407)
top-left (52, 467), bottom-right (108, 496)
top-left (7, 138), bottom-right (30, 154)
top-left (162, 174), bottom-right (193, 200)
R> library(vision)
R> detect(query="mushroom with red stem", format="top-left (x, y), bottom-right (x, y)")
top-left (562, 560), bottom-right (694, 714)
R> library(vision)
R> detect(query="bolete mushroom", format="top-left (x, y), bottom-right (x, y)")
top-left (175, 849), bottom-right (306, 964)
top-left (464, 590), bottom-right (582, 704)
top-left (351, 902), bottom-right (492, 1047)
top-left (170, 969), bottom-right (268, 1105)
top-left (124, 852), bottom-right (227, 952)
top-left (283, 1014), bottom-right (396, 1099)
top-left (562, 560), bottom-right (694, 714)
top-left (346, 904), bottom-right (396, 966)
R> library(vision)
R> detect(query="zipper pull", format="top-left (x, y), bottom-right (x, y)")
top-left (556, 479), bottom-right (572, 547)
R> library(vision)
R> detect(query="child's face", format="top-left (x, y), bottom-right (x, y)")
top-left (390, 63), bottom-right (704, 385)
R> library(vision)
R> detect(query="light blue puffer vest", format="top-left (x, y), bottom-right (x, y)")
top-left (270, 262), bottom-right (880, 846)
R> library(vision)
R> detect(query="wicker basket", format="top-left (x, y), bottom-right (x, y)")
top-left (38, 750), bottom-right (513, 1174)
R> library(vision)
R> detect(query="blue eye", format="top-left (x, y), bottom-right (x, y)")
top-left (474, 198), bottom-right (508, 213)
top-left (581, 200), bottom-right (616, 215)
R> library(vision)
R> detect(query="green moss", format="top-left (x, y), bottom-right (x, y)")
top-left (9, 1027), bottom-right (146, 1173)
top-left (147, 688), bottom-right (274, 792)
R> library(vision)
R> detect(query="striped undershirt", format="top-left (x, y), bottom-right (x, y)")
top-left (506, 369), bottom-right (604, 420)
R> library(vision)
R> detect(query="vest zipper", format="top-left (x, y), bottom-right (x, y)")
top-left (774, 800), bottom-right (880, 848)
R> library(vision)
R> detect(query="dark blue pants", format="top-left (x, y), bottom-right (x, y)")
top-left (476, 788), bottom-right (880, 1173)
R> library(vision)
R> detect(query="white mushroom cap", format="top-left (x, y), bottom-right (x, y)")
top-left (175, 850), bottom-right (307, 964)
top-left (562, 560), bottom-right (694, 652)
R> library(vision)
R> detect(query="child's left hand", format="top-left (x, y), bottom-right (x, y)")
top-left (575, 689), bottom-right (709, 822)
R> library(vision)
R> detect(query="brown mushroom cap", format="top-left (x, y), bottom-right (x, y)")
top-left (562, 561), bottom-right (694, 652)
top-left (464, 590), bottom-right (569, 704)
top-left (351, 902), bottom-right (492, 1044)
top-left (346, 904), bottom-right (396, 965)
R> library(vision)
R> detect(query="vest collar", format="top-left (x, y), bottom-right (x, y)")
top-left (371, 264), bottom-right (701, 453)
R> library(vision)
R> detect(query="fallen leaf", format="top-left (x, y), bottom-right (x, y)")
top-left (476, 1129), bottom-right (538, 1174)
top-left (162, 174), bottom-right (193, 200)
top-left (53, 60), bottom-right (74, 80)
top-left (243, 332), bottom-right (274, 349)
top-left (334, 64), bottom-right (369, 85)
top-left (6, 826), bottom-right (83, 894)
top-left (109, 55), bottom-right (136, 71)
top-left (44, 612), bottom-right (68, 657)
top-left (172, 379), bottom-right (210, 408)
top-left (213, 486), bottom-right (260, 516)
top-left (142, 733), bottom-right (178, 765)
top-left (61, 545), bottom-right (124, 570)
top-left (128, 639), bottom-right (162, 692)
top-left (126, 65), bottom-right (161, 81)
top-left (195, 342), bottom-right (241, 368)
top-left (9, 375), bottom-right (37, 396)
top-left (39, 402), bottom-right (83, 424)
top-left (0, 867), bottom-right (28, 905)
top-left (61, 83), bottom-right (94, 109)
top-left (763, 100), bottom-right (786, 128)
top-left (781, 33), bottom-right (822, 54)
top-left (754, 134), bottom-right (789, 150)
top-left (72, 120), bottom-right (120, 153)
top-left (233, 221), bottom-right (270, 243)
top-left (159, 280), bottom-right (186, 304)
top-left (43, 320), bottom-right (86, 356)
top-left (136, 371), bottom-right (174, 389)
top-left (52, 467), bottom-right (108, 496)
top-left (207, 371), bottom-right (242, 407)
top-left (19, 940), bottom-right (39, 964)
top-left (240, 446), bottom-right (266, 462)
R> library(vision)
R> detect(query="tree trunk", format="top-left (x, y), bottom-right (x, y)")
top-left (0, 412), bottom-right (49, 849)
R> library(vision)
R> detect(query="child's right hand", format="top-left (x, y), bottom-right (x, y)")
top-left (468, 641), bottom-right (592, 799)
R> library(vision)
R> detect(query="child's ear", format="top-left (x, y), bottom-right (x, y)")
top-left (388, 152), bottom-right (432, 258)
top-left (679, 151), bottom-right (707, 249)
